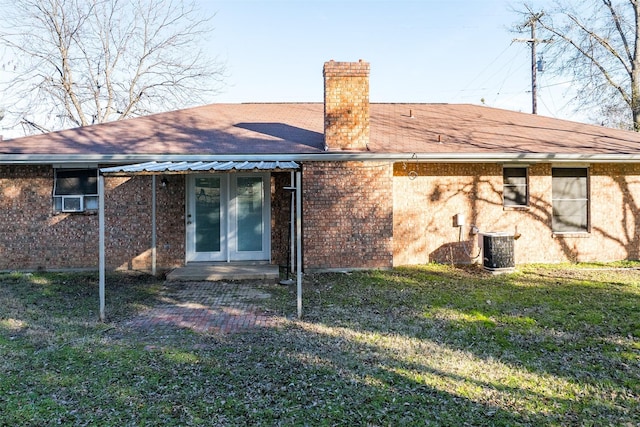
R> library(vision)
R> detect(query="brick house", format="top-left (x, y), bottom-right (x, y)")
top-left (3, 59), bottom-right (640, 275)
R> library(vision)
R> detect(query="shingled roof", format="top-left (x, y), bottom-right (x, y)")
top-left (3, 102), bottom-right (640, 159)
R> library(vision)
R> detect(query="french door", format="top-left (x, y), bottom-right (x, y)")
top-left (186, 173), bottom-right (270, 262)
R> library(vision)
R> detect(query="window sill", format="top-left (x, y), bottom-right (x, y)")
top-left (503, 205), bottom-right (530, 211)
top-left (53, 210), bottom-right (98, 216)
top-left (552, 232), bottom-right (590, 238)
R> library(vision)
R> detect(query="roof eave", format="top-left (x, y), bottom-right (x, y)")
top-left (2, 152), bottom-right (640, 164)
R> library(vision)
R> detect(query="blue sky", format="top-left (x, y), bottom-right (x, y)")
top-left (204, 0), bottom-right (580, 121)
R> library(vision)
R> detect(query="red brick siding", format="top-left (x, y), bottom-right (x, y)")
top-left (0, 167), bottom-right (186, 272)
top-left (393, 162), bottom-right (640, 265)
top-left (0, 168), bottom-right (291, 272)
top-left (0, 165), bottom-right (100, 270)
top-left (104, 175), bottom-right (185, 271)
top-left (271, 172), bottom-right (294, 266)
top-left (5, 163), bottom-right (640, 272)
top-left (154, 175), bottom-right (187, 269)
top-left (302, 161), bottom-right (393, 270)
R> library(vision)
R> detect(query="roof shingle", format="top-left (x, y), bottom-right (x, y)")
top-left (3, 102), bottom-right (640, 157)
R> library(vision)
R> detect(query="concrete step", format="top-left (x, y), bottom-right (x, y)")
top-left (166, 262), bottom-right (280, 282)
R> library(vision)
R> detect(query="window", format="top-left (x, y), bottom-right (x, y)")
top-left (552, 168), bottom-right (589, 232)
top-left (503, 167), bottom-right (528, 207)
top-left (53, 169), bottom-right (99, 212)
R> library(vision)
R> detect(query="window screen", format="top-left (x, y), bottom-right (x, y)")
top-left (552, 168), bottom-right (588, 232)
top-left (503, 167), bottom-right (528, 206)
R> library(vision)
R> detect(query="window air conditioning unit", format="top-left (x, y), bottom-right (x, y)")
top-left (61, 196), bottom-right (83, 212)
top-left (480, 232), bottom-right (515, 273)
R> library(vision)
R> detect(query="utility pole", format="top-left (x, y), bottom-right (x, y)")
top-left (514, 12), bottom-right (551, 114)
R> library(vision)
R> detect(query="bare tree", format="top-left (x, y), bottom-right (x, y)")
top-left (0, 0), bottom-right (224, 135)
top-left (515, 1), bottom-right (640, 130)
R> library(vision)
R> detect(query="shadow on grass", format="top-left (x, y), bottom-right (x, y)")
top-left (0, 272), bottom-right (164, 347)
top-left (1, 267), bottom-right (638, 425)
top-left (277, 265), bottom-right (639, 424)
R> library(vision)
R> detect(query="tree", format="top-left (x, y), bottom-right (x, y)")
top-left (515, 1), bottom-right (640, 130)
top-left (0, 0), bottom-right (224, 135)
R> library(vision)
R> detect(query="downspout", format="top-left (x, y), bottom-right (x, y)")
top-left (98, 174), bottom-right (106, 322)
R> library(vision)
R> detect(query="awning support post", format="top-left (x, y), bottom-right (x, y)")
top-left (151, 175), bottom-right (157, 276)
top-left (98, 174), bottom-right (106, 322)
top-left (289, 171), bottom-right (295, 273)
top-left (296, 170), bottom-right (302, 319)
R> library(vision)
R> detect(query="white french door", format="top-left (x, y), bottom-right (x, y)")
top-left (186, 173), bottom-right (270, 262)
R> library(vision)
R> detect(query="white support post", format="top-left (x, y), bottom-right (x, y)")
top-left (289, 171), bottom-right (295, 273)
top-left (151, 175), bottom-right (157, 276)
top-left (295, 170), bottom-right (302, 319)
top-left (98, 174), bottom-right (106, 322)
top-left (226, 176), bottom-right (231, 263)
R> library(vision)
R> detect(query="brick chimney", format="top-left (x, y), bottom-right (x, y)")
top-left (323, 60), bottom-right (370, 151)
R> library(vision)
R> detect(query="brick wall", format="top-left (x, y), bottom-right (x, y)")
top-left (5, 163), bottom-right (640, 272)
top-left (0, 165), bottom-right (99, 270)
top-left (393, 162), bottom-right (503, 265)
top-left (575, 163), bottom-right (640, 261)
top-left (0, 167), bottom-right (294, 272)
top-left (393, 162), bottom-right (640, 265)
top-left (105, 175), bottom-right (185, 271)
top-left (302, 161), bottom-right (393, 270)
top-left (154, 175), bottom-right (187, 269)
top-left (323, 60), bottom-right (370, 151)
top-left (0, 166), bottom-right (186, 272)
top-left (271, 172), bottom-right (294, 266)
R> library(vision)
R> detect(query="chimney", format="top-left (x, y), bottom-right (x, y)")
top-left (323, 60), bottom-right (370, 151)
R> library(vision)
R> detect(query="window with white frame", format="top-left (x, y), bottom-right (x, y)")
top-left (53, 169), bottom-right (99, 212)
top-left (503, 167), bottom-right (529, 207)
top-left (552, 167), bottom-right (589, 232)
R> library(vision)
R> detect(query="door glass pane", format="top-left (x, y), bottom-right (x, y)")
top-left (236, 177), bottom-right (263, 252)
top-left (195, 177), bottom-right (221, 252)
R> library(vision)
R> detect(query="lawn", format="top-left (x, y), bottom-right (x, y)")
top-left (0, 264), bottom-right (638, 426)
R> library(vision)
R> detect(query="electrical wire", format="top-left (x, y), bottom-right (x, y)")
top-left (459, 225), bottom-right (482, 260)
top-left (457, 43), bottom-right (516, 97)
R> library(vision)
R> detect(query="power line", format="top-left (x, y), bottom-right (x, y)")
top-left (458, 43), bottom-right (515, 95)
top-left (513, 11), bottom-right (552, 114)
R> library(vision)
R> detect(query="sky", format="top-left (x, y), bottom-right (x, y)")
top-left (202, 0), bottom-right (582, 122)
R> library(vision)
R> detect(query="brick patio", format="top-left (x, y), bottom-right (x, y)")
top-left (126, 281), bottom-right (284, 334)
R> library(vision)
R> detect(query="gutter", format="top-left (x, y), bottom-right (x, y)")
top-left (3, 152), bottom-right (640, 164)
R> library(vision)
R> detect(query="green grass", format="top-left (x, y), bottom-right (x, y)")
top-left (0, 265), bottom-right (638, 426)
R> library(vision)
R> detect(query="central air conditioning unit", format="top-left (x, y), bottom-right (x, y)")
top-left (479, 232), bottom-right (515, 273)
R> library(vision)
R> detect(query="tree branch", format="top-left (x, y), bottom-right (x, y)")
top-left (0, 0), bottom-right (224, 135)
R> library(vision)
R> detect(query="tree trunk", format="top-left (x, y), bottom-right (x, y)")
top-left (633, 0), bottom-right (640, 131)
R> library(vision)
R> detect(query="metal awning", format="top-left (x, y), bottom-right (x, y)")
top-left (100, 160), bottom-right (299, 174)
top-left (97, 161), bottom-right (304, 321)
